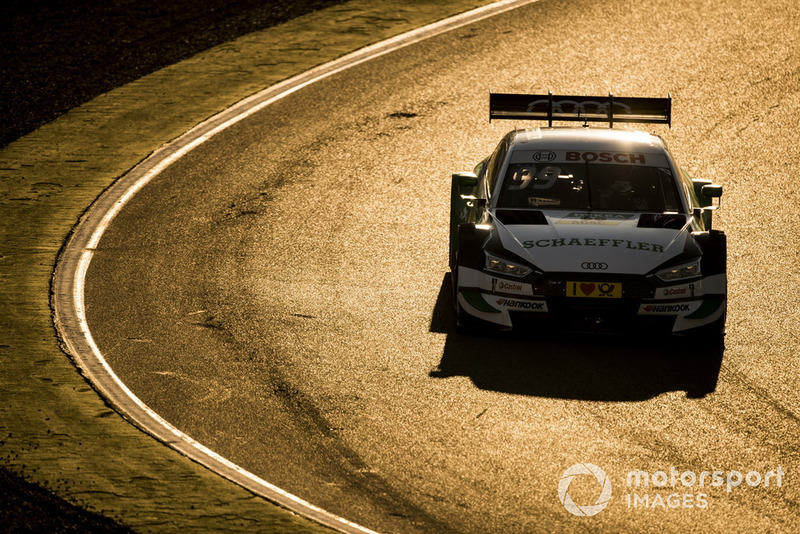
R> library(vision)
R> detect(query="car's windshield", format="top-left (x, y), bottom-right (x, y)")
top-left (497, 162), bottom-right (681, 212)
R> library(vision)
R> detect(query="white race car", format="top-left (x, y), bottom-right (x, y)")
top-left (449, 93), bottom-right (726, 341)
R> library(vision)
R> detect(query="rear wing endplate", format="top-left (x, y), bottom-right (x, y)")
top-left (489, 92), bottom-right (672, 128)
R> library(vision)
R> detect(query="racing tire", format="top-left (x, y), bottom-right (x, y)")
top-left (678, 314), bottom-right (726, 348)
top-left (689, 229), bottom-right (727, 346)
top-left (455, 298), bottom-right (501, 336)
top-left (451, 256), bottom-right (477, 334)
top-left (452, 223), bottom-right (497, 335)
top-left (697, 229), bottom-right (727, 277)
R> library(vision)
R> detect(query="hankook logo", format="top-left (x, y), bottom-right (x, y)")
top-left (643, 304), bottom-right (692, 313)
top-left (532, 151), bottom-right (557, 162)
top-left (558, 463), bottom-right (612, 517)
top-left (581, 261), bottom-right (608, 270)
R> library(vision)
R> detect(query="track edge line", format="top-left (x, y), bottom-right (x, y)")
top-left (50, 1), bottom-right (538, 532)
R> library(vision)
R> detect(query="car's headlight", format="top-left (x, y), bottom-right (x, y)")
top-left (655, 258), bottom-right (701, 282)
top-left (485, 253), bottom-right (532, 278)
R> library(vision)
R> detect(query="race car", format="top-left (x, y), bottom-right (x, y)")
top-left (449, 93), bottom-right (726, 340)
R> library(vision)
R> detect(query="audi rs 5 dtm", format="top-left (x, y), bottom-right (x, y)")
top-left (449, 93), bottom-right (726, 340)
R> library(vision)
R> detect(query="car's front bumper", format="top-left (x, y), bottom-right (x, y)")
top-left (456, 266), bottom-right (726, 335)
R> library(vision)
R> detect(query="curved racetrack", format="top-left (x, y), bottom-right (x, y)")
top-left (83, 0), bottom-right (799, 532)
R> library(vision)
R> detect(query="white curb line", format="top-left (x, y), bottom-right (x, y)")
top-left (51, 1), bottom-right (537, 532)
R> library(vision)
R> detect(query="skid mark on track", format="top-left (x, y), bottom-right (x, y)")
top-left (266, 371), bottom-right (459, 534)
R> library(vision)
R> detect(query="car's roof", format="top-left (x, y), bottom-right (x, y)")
top-left (506, 127), bottom-right (668, 154)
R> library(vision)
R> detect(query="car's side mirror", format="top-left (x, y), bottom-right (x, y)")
top-left (452, 172), bottom-right (479, 188)
top-left (693, 184), bottom-right (723, 230)
top-left (701, 184), bottom-right (723, 198)
top-left (692, 179), bottom-right (723, 210)
top-left (452, 172), bottom-right (480, 201)
top-left (450, 173), bottom-right (487, 267)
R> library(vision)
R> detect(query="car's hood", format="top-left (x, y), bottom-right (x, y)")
top-left (494, 210), bottom-right (689, 274)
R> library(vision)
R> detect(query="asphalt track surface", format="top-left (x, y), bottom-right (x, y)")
top-left (83, 0), bottom-right (799, 532)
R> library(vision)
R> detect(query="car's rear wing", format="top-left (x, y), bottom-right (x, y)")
top-left (489, 92), bottom-right (672, 128)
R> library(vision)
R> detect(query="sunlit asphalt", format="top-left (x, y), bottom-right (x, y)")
top-left (85, 0), bottom-right (800, 531)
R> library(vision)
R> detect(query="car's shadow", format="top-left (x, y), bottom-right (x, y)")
top-left (429, 274), bottom-right (723, 401)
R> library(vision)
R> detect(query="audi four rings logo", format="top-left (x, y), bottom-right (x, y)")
top-left (581, 262), bottom-right (608, 270)
top-left (532, 151), bottom-right (557, 162)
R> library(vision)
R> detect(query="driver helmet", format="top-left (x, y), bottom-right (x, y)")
top-left (611, 179), bottom-right (633, 193)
